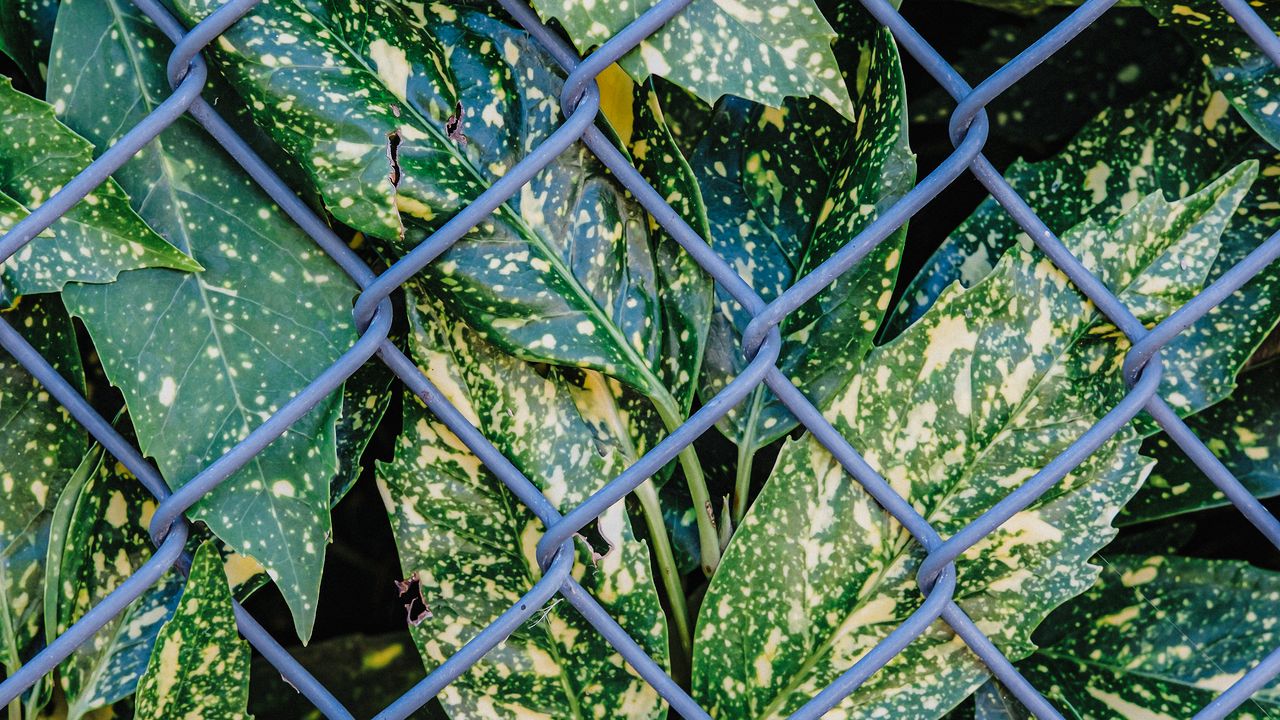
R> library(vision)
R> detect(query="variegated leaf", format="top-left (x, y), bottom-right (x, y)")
top-left (248, 632), bottom-right (444, 719)
top-left (888, 80), bottom-right (1280, 421)
top-left (330, 356), bottom-right (395, 504)
top-left (0, 77), bottom-right (199, 308)
top-left (1124, 363), bottom-right (1280, 524)
top-left (557, 63), bottom-right (713, 480)
top-left (908, 9), bottom-right (1193, 156)
top-left (1145, 0), bottom-right (1280, 152)
top-left (691, 164), bottom-right (1254, 720)
top-left (134, 542), bottom-right (251, 720)
top-left (694, 3), bottom-right (913, 511)
top-left (169, 0), bottom-right (720, 568)
top-left (169, 0), bottom-right (690, 405)
top-left (376, 286), bottom-right (668, 719)
top-left (48, 0), bottom-right (358, 641)
top-left (44, 444), bottom-right (183, 720)
top-left (0, 295), bottom-right (84, 677)
top-left (1010, 554), bottom-right (1280, 718)
top-left (524, 0), bottom-right (856, 122)
top-left (0, 0), bottom-right (57, 87)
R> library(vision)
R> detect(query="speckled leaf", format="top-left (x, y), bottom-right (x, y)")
top-left (169, 0), bottom-right (695, 429)
top-left (692, 164), bottom-right (1254, 720)
top-left (330, 356), bottom-right (396, 504)
top-left (249, 632), bottom-right (445, 720)
top-left (1145, 0), bottom-right (1280, 152)
top-left (135, 542), bottom-right (251, 720)
top-left (563, 64), bottom-right (713, 484)
top-left (0, 295), bottom-right (83, 714)
top-left (526, 0), bottom-right (855, 121)
top-left (0, 77), bottom-right (199, 308)
top-left (908, 9), bottom-right (1194, 156)
top-left (48, 0), bottom-right (358, 641)
top-left (376, 286), bottom-right (667, 719)
top-left (695, 5), bottom-right (914, 468)
top-left (1012, 554), bottom-right (1280, 718)
top-left (0, 0), bottom-right (58, 87)
top-left (973, 680), bottom-right (1031, 720)
top-left (1124, 364), bottom-right (1280, 524)
top-left (888, 80), bottom-right (1280, 421)
top-left (45, 444), bottom-right (183, 720)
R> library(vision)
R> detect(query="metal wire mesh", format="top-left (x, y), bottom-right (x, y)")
top-left (0, 0), bottom-right (1279, 717)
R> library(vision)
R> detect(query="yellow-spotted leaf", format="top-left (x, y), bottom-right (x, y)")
top-left (168, 0), bottom-right (693, 406)
top-left (0, 295), bottom-right (84, 718)
top-left (694, 3), bottom-right (913, 512)
top-left (1145, 0), bottom-right (1280, 152)
top-left (376, 286), bottom-right (668, 719)
top-left (524, 0), bottom-right (856, 121)
top-left (692, 163), bottom-right (1255, 720)
top-left (44, 443), bottom-right (183, 720)
top-left (1126, 363), bottom-right (1280, 523)
top-left (48, 0), bottom-right (360, 641)
top-left (0, 78), bottom-right (200, 308)
top-left (1007, 555), bottom-right (1280, 718)
top-left (134, 542), bottom-right (251, 720)
top-left (888, 80), bottom-right (1280, 422)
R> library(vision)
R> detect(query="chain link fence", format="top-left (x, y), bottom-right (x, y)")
top-left (0, 0), bottom-right (1278, 717)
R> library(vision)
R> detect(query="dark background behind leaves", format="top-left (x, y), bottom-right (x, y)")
top-left (0, 1), bottom-right (1276, 715)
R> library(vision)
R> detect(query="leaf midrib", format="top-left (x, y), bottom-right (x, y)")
top-left (96, 0), bottom-right (319, 601)
top-left (313, 0), bottom-right (666, 399)
top-left (749, 244), bottom-right (1174, 720)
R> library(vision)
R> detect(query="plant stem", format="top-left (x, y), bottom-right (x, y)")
top-left (646, 385), bottom-right (721, 576)
top-left (634, 479), bottom-right (692, 682)
top-left (733, 438), bottom-right (755, 525)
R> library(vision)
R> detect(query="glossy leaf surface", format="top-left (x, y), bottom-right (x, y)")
top-left (49, 0), bottom-right (358, 641)
top-left (695, 5), bottom-right (913, 459)
top-left (134, 542), bottom-right (251, 720)
top-left (0, 77), bottom-right (199, 307)
top-left (376, 288), bottom-right (668, 719)
top-left (1144, 0), bottom-right (1280, 152)
top-left (693, 164), bottom-right (1253, 720)
top-left (525, 0), bottom-right (856, 121)
top-left (1013, 554), bottom-right (1280, 718)
top-left (45, 445), bottom-right (182, 720)
top-left (888, 81), bottom-right (1280, 421)
top-left (1125, 364), bottom-right (1280, 524)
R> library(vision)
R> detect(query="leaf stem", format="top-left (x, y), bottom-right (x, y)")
top-left (645, 384), bottom-right (721, 576)
top-left (732, 440), bottom-right (755, 525)
top-left (634, 479), bottom-right (692, 682)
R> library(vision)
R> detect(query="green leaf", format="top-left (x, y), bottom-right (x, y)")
top-left (907, 9), bottom-right (1195, 156)
top-left (329, 356), bottom-right (395, 505)
top-left (0, 77), bottom-right (199, 308)
top-left (249, 632), bottom-right (445, 720)
top-left (0, 0), bottom-right (58, 88)
top-left (524, 0), bottom-right (856, 121)
top-left (0, 295), bottom-right (83, 719)
top-left (44, 444), bottom-right (183, 720)
top-left (134, 542), bottom-right (251, 720)
top-left (1144, 0), bottom-right (1280, 152)
top-left (376, 287), bottom-right (668, 719)
top-left (1013, 554), bottom-right (1280, 718)
top-left (888, 80), bottom-right (1280, 420)
top-left (47, 0), bottom-right (359, 641)
top-left (168, 0), bottom-right (700, 414)
top-left (1124, 363), bottom-right (1280, 524)
top-left (691, 163), bottom-right (1254, 720)
top-left (693, 4), bottom-right (913, 500)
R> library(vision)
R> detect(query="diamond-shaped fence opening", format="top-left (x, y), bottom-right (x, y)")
top-left (0, 0), bottom-right (1279, 718)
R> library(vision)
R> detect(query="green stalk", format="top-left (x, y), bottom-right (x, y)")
top-left (634, 480), bottom-right (692, 682)
top-left (731, 389), bottom-right (765, 524)
top-left (645, 384), bottom-right (721, 576)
